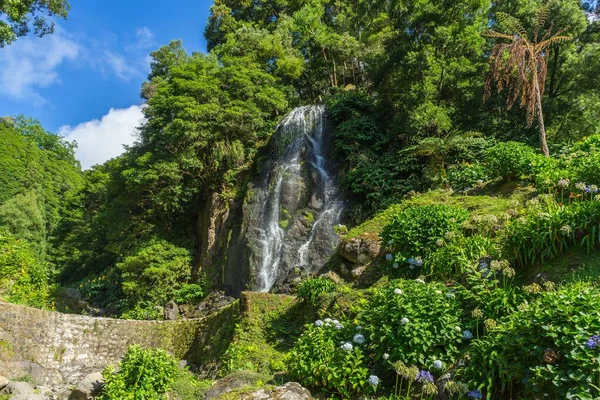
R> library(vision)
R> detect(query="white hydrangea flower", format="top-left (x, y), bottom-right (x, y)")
top-left (401, 317), bottom-right (410, 325)
top-left (383, 353), bottom-right (389, 360)
top-left (353, 334), bottom-right (365, 344)
top-left (394, 288), bottom-right (403, 295)
top-left (433, 360), bottom-right (443, 369)
top-left (314, 320), bottom-right (324, 327)
top-left (341, 342), bottom-right (353, 352)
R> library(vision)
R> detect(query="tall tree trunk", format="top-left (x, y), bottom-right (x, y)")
top-left (534, 77), bottom-right (550, 157)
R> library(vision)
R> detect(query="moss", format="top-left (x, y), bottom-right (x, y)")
top-left (168, 369), bottom-right (213, 400)
top-left (0, 339), bottom-right (13, 361)
top-left (220, 293), bottom-right (319, 376)
top-left (303, 210), bottom-right (314, 225)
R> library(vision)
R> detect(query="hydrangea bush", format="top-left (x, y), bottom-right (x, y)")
top-left (458, 282), bottom-right (600, 399)
top-left (361, 279), bottom-right (464, 369)
top-left (287, 318), bottom-right (374, 398)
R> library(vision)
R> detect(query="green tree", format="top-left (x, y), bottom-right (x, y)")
top-left (483, 9), bottom-right (571, 156)
top-left (117, 239), bottom-right (192, 307)
top-left (0, 0), bottom-right (70, 47)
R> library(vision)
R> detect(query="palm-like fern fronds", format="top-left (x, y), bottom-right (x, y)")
top-left (482, 8), bottom-right (572, 156)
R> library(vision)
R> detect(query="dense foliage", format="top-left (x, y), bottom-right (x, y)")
top-left (0, 0), bottom-right (70, 47)
top-left (100, 345), bottom-right (178, 400)
top-left (2, 1), bottom-right (600, 398)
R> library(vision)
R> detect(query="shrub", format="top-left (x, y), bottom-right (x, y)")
top-left (458, 282), bottom-right (600, 399)
top-left (99, 345), bottom-right (178, 400)
top-left (485, 141), bottom-right (542, 180)
top-left (295, 276), bottom-right (336, 305)
top-left (174, 283), bottom-right (205, 305)
top-left (381, 204), bottom-right (470, 266)
top-left (361, 279), bottom-right (464, 370)
top-left (287, 319), bottom-right (372, 398)
top-left (447, 163), bottom-right (489, 191)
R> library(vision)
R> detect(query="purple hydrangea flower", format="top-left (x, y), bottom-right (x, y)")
top-left (417, 370), bottom-right (434, 383)
top-left (586, 335), bottom-right (600, 349)
top-left (468, 389), bottom-right (482, 399)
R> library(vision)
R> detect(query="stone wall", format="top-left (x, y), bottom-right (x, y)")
top-left (0, 299), bottom-right (240, 384)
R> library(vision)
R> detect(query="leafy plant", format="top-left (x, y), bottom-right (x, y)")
top-left (174, 284), bottom-right (205, 305)
top-left (458, 282), bottom-right (600, 399)
top-left (361, 279), bottom-right (464, 370)
top-left (117, 239), bottom-right (193, 308)
top-left (295, 276), bottom-right (337, 305)
top-left (0, 229), bottom-right (50, 308)
top-left (425, 234), bottom-right (497, 278)
top-left (503, 198), bottom-right (600, 266)
top-left (381, 204), bottom-right (470, 266)
top-left (447, 163), bottom-right (489, 191)
top-left (99, 345), bottom-right (178, 400)
top-left (485, 141), bottom-right (543, 180)
top-left (287, 320), bottom-right (372, 398)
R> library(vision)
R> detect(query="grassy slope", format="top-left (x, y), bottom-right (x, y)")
top-left (345, 186), bottom-right (533, 240)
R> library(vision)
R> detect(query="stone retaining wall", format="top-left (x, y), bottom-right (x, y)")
top-left (0, 299), bottom-right (240, 384)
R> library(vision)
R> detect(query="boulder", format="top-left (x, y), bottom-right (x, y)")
top-left (14, 361), bottom-right (44, 384)
top-left (68, 372), bottom-right (104, 400)
top-left (339, 236), bottom-right (381, 265)
top-left (1, 381), bottom-right (35, 396)
top-left (0, 376), bottom-right (8, 389)
top-left (163, 300), bottom-right (179, 321)
top-left (240, 382), bottom-right (313, 400)
top-left (204, 371), bottom-right (266, 399)
top-left (195, 291), bottom-right (235, 319)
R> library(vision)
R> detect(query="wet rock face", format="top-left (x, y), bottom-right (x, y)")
top-left (225, 106), bottom-right (344, 293)
top-left (339, 236), bottom-right (382, 265)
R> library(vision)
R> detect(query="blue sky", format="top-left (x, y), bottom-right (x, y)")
top-left (0, 0), bottom-right (213, 168)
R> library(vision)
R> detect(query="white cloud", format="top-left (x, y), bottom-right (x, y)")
top-left (104, 50), bottom-right (140, 80)
top-left (59, 105), bottom-right (145, 169)
top-left (126, 27), bottom-right (156, 52)
top-left (0, 28), bottom-right (79, 103)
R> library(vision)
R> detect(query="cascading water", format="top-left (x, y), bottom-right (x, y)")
top-left (252, 105), bottom-right (344, 292)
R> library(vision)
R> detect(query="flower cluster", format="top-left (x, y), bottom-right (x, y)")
top-left (467, 389), bottom-right (482, 399)
top-left (368, 375), bottom-right (379, 386)
top-left (557, 178), bottom-right (570, 188)
top-left (417, 370), bottom-right (434, 383)
top-left (341, 342), bottom-right (353, 352)
top-left (586, 335), bottom-right (600, 349)
top-left (463, 330), bottom-right (473, 340)
top-left (353, 334), bottom-right (365, 344)
top-left (407, 257), bottom-right (424, 269)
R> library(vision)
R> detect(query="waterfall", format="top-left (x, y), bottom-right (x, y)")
top-left (252, 105), bottom-right (343, 292)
